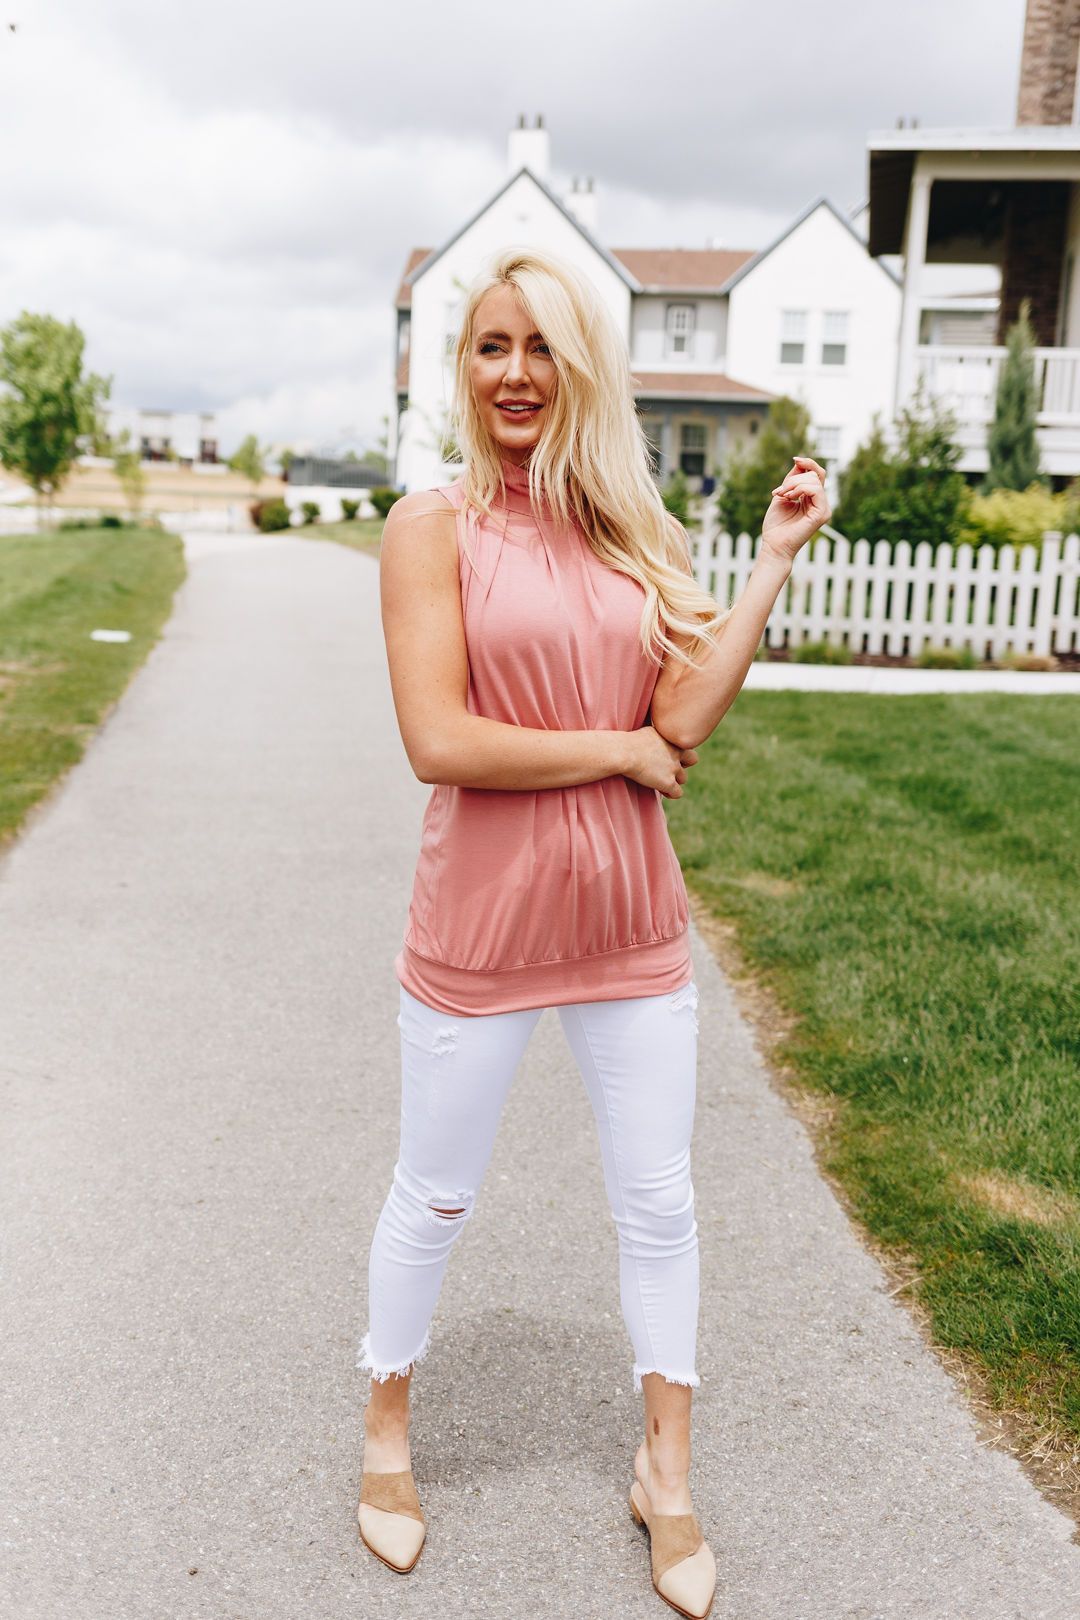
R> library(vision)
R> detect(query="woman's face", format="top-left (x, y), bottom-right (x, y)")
top-left (468, 284), bottom-right (556, 466)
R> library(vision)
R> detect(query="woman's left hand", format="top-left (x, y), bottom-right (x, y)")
top-left (760, 456), bottom-right (832, 564)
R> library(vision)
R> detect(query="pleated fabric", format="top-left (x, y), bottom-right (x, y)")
top-left (394, 455), bottom-right (692, 1015)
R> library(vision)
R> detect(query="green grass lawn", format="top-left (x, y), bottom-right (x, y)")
top-left (295, 517), bottom-right (383, 555)
top-left (0, 525), bottom-right (186, 846)
top-left (666, 691), bottom-right (1080, 1454)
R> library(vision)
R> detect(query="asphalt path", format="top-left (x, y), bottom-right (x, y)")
top-left (2, 528), bottom-right (1078, 1620)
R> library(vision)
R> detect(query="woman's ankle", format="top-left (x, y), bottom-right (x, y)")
top-left (364, 1400), bottom-right (410, 1438)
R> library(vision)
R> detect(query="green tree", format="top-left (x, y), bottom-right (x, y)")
top-left (983, 296), bottom-right (1044, 494)
top-left (0, 311), bottom-right (111, 515)
top-left (661, 467), bottom-right (692, 525)
top-left (832, 412), bottom-right (896, 536)
top-left (833, 376), bottom-right (971, 547)
top-left (228, 433), bottom-right (268, 493)
top-left (277, 446), bottom-right (295, 477)
top-left (111, 428), bottom-right (147, 518)
top-left (716, 395), bottom-right (817, 538)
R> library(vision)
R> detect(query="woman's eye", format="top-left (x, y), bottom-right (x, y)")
top-left (477, 341), bottom-right (552, 356)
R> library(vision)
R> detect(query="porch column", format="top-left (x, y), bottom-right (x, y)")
top-left (894, 166), bottom-right (932, 418)
top-left (660, 414), bottom-right (676, 480)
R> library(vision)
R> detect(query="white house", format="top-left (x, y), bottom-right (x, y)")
top-left (102, 406), bottom-right (219, 465)
top-left (866, 0), bottom-right (1080, 485)
top-left (392, 115), bottom-right (901, 501)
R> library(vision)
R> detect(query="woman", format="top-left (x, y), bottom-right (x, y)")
top-left (357, 245), bottom-right (830, 1618)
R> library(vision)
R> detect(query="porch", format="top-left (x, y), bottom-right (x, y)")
top-left (632, 373), bottom-right (772, 488)
top-left (867, 127), bottom-right (1080, 482)
top-left (914, 343), bottom-right (1080, 477)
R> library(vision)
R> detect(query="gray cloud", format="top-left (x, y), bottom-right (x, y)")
top-left (0, 0), bottom-right (1028, 451)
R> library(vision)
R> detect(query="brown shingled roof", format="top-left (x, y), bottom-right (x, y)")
top-left (396, 248), bottom-right (433, 308)
top-left (631, 371), bottom-right (774, 402)
top-left (612, 247), bottom-right (756, 290)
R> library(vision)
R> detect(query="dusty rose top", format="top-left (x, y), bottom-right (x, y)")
top-left (394, 453), bottom-right (692, 1015)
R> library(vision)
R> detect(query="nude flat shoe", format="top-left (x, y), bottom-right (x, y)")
top-left (629, 1478), bottom-right (717, 1620)
top-left (357, 1469), bottom-right (426, 1573)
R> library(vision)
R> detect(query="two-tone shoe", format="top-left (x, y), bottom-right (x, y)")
top-left (357, 1468), bottom-right (426, 1573)
top-left (629, 1478), bottom-right (716, 1619)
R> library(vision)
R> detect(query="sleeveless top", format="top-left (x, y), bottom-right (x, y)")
top-left (393, 454), bottom-right (693, 1015)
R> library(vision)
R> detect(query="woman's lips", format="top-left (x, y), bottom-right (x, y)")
top-left (496, 402), bottom-right (542, 416)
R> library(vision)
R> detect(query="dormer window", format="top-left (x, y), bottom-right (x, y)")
top-left (665, 302), bottom-right (696, 358)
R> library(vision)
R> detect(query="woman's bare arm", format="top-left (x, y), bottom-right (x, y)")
top-left (380, 492), bottom-right (694, 796)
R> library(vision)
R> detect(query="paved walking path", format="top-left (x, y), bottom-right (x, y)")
top-left (1, 528), bottom-right (1078, 1620)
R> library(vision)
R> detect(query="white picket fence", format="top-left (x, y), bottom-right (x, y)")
top-left (690, 516), bottom-right (1080, 659)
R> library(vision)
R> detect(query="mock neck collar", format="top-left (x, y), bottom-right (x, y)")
top-left (496, 452), bottom-right (560, 517)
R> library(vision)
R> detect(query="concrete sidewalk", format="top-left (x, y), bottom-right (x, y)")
top-left (1, 528), bottom-right (1077, 1620)
top-left (745, 660), bottom-right (1080, 694)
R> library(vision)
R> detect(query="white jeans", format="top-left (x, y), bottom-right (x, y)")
top-left (359, 978), bottom-right (701, 1393)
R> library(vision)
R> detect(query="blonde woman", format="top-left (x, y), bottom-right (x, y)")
top-left (358, 245), bottom-right (830, 1617)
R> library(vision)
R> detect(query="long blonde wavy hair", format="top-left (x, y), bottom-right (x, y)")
top-left (448, 245), bottom-right (732, 671)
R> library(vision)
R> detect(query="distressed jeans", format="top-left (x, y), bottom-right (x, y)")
top-left (358, 977), bottom-right (701, 1392)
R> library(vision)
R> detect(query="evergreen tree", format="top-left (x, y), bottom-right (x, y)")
top-left (831, 376), bottom-right (971, 547)
top-left (716, 395), bottom-right (817, 538)
top-left (983, 296), bottom-right (1044, 494)
top-left (831, 412), bottom-right (896, 537)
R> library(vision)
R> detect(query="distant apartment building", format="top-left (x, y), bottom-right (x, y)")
top-left (104, 407), bottom-right (219, 465)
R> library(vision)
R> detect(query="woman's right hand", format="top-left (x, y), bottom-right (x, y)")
top-left (624, 725), bottom-right (699, 798)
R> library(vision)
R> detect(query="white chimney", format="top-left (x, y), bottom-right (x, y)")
top-left (564, 175), bottom-right (598, 233)
top-left (508, 112), bottom-right (551, 179)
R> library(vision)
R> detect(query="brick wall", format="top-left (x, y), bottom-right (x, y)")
top-left (1017, 0), bottom-right (1080, 124)
top-left (997, 181), bottom-right (1070, 344)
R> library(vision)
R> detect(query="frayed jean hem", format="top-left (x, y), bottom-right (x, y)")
top-left (356, 1326), bottom-right (432, 1383)
top-left (633, 1363), bottom-right (700, 1393)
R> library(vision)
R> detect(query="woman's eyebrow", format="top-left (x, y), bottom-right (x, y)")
top-left (476, 329), bottom-right (545, 341)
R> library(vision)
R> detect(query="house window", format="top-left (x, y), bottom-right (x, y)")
top-left (815, 425), bottom-right (841, 463)
top-left (780, 309), bottom-right (807, 364)
top-left (666, 302), bottom-right (696, 358)
top-left (821, 311), bottom-right (848, 365)
top-left (679, 421), bottom-right (707, 477)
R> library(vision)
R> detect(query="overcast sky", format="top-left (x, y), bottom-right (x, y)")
top-left (0, 0), bottom-right (1029, 456)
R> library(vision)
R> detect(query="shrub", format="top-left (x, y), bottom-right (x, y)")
top-left (257, 498), bottom-right (291, 532)
top-left (369, 486), bottom-right (404, 518)
top-left (300, 500), bottom-right (320, 525)
top-left (956, 483), bottom-right (1065, 553)
top-left (997, 651), bottom-right (1059, 672)
top-left (249, 499), bottom-right (266, 527)
top-left (340, 498), bottom-right (360, 521)
top-left (790, 639), bottom-right (854, 665)
top-left (661, 468), bottom-right (692, 525)
top-left (717, 395), bottom-right (816, 539)
top-left (830, 377), bottom-right (971, 548)
top-left (100, 512), bottom-right (124, 528)
top-left (915, 644), bottom-right (978, 669)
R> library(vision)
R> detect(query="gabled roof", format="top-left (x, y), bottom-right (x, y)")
top-left (398, 165), bottom-right (641, 302)
top-left (610, 247), bottom-right (756, 292)
top-left (718, 195), bottom-right (902, 291)
top-left (395, 248), bottom-right (432, 309)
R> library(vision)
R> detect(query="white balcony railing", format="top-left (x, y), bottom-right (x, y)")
top-left (914, 345), bottom-right (1080, 427)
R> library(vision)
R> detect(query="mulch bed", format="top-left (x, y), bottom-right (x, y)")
top-left (762, 648), bottom-right (1080, 674)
